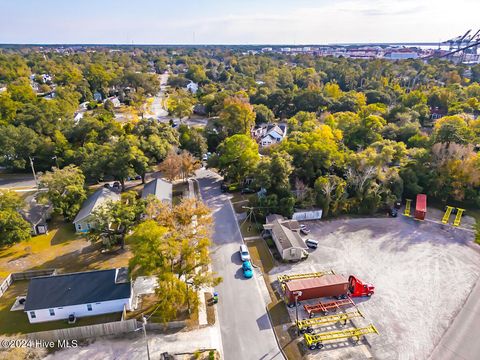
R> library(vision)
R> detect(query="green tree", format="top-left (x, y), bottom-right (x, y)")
top-left (38, 165), bottom-right (87, 221)
top-left (178, 125), bottom-right (207, 158)
top-left (219, 96), bottom-right (256, 136)
top-left (88, 191), bottom-right (141, 248)
top-left (433, 115), bottom-right (474, 145)
top-left (217, 135), bottom-right (260, 183)
top-left (167, 89), bottom-right (196, 119)
top-left (0, 191), bottom-right (31, 245)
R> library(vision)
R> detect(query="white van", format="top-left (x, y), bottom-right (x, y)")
top-left (305, 238), bottom-right (318, 249)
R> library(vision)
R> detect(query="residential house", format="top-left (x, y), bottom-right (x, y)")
top-left (252, 123), bottom-right (288, 148)
top-left (93, 91), bottom-right (103, 102)
top-left (20, 195), bottom-right (53, 236)
top-left (186, 81), bottom-right (199, 94)
top-left (106, 96), bottom-right (121, 108)
top-left (73, 188), bottom-right (120, 233)
top-left (263, 214), bottom-right (308, 261)
top-left (24, 268), bottom-right (132, 324)
top-left (141, 178), bottom-right (172, 206)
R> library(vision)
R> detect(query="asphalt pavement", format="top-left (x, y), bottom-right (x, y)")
top-left (429, 276), bottom-right (480, 360)
top-left (0, 175), bottom-right (36, 189)
top-left (196, 169), bottom-right (284, 360)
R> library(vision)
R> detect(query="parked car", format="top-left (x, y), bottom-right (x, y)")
top-left (389, 208), bottom-right (398, 217)
top-left (202, 154), bottom-right (208, 161)
top-left (103, 183), bottom-right (111, 188)
top-left (239, 244), bottom-right (251, 261)
top-left (220, 182), bottom-right (227, 193)
top-left (135, 175), bottom-right (142, 180)
top-left (300, 224), bottom-right (310, 235)
top-left (305, 238), bottom-right (319, 249)
top-left (240, 188), bottom-right (256, 194)
top-left (242, 260), bottom-right (253, 279)
top-left (113, 181), bottom-right (120, 189)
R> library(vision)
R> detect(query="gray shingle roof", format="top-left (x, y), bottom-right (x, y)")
top-left (24, 268), bottom-right (131, 311)
top-left (20, 196), bottom-right (52, 226)
top-left (264, 214), bottom-right (307, 252)
top-left (73, 188), bottom-right (120, 224)
top-left (141, 178), bottom-right (172, 204)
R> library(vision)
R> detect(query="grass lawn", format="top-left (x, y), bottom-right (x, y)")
top-left (0, 281), bottom-right (121, 335)
top-left (0, 218), bottom-right (131, 282)
top-left (267, 300), bottom-right (304, 360)
top-left (239, 220), bottom-right (262, 238)
top-left (247, 239), bottom-right (275, 274)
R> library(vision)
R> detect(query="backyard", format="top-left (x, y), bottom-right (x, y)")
top-left (0, 217), bottom-right (132, 281)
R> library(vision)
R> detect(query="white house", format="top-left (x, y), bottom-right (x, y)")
top-left (253, 123), bottom-right (288, 148)
top-left (263, 214), bottom-right (308, 261)
top-left (24, 268), bottom-right (132, 324)
top-left (186, 81), bottom-right (198, 94)
top-left (73, 187), bottom-right (120, 233)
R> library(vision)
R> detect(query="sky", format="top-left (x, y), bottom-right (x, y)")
top-left (1, 0), bottom-right (479, 44)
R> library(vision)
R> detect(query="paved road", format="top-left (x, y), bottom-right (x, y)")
top-left (429, 276), bottom-right (480, 360)
top-left (0, 175), bottom-right (36, 189)
top-left (196, 169), bottom-right (283, 360)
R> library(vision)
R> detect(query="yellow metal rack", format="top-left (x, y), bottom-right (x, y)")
top-left (404, 199), bottom-right (412, 217)
top-left (304, 324), bottom-right (379, 350)
top-left (442, 206), bottom-right (454, 224)
top-left (453, 208), bottom-right (465, 227)
top-left (296, 310), bottom-right (364, 333)
top-left (278, 270), bottom-right (336, 284)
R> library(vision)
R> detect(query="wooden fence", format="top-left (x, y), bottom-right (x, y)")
top-left (0, 269), bottom-right (56, 299)
top-left (0, 274), bottom-right (13, 298)
top-left (26, 319), bottom-right (139, 341)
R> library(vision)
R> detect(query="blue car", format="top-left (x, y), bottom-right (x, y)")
top-left (242, 261), bottom-right (253, 278)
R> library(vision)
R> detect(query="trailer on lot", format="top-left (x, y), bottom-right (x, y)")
top-left (453, 208), bottom-right (465, 226)
top-left (414, 194), bottom-right (427, 220)
top-left (284, 275), bottom-right (350, 306)
top-left (304, 324), bottom-right (379, 350)
top-left (278, 270), bottom-right (335, 284)
top-left (296, 309), bottom-right (364, 333)
top-left (304, 297), bottom-right (355, 317)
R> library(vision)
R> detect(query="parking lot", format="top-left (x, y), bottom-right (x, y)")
top-left (271, 209), bottom-right (480, 359)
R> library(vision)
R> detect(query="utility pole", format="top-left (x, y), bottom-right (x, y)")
top-left (294, 291), bottom-right (303, 335)
top-left (142, 316), bottom-right (151, 360)
top-left (29, 156), bottom-right (38, 187)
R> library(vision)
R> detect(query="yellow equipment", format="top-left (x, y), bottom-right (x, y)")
top-left (453, 208), bottom-right (465, 227)
top-left (404, 199), bottom-right (412, 217)
top-left (296, 310), bottom-right (364, 334)
top-left (278, 270), bottom-right (335, 284)
top-left (304, 324), bottom-right (379, 350)
top-left (442, 206), bottom-right (454, 224)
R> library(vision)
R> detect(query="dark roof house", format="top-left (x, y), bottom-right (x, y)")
top-left (24, 268), bottom-right (131, 311)
top-left (20, 195), bottom-right (53, 236)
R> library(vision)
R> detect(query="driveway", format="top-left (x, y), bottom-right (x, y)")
top-left (196, 168), bottom-right (283, 360)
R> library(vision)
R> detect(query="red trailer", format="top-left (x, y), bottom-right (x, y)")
top-left (304, 297), bottom-right (355, 317)
top-left (414, 194), bottom-right (427, 220)
top-left (284, 275), bottom-right (349, 307)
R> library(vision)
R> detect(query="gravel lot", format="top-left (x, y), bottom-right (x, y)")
top-left (271, 209), bottom-right (480, 360)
